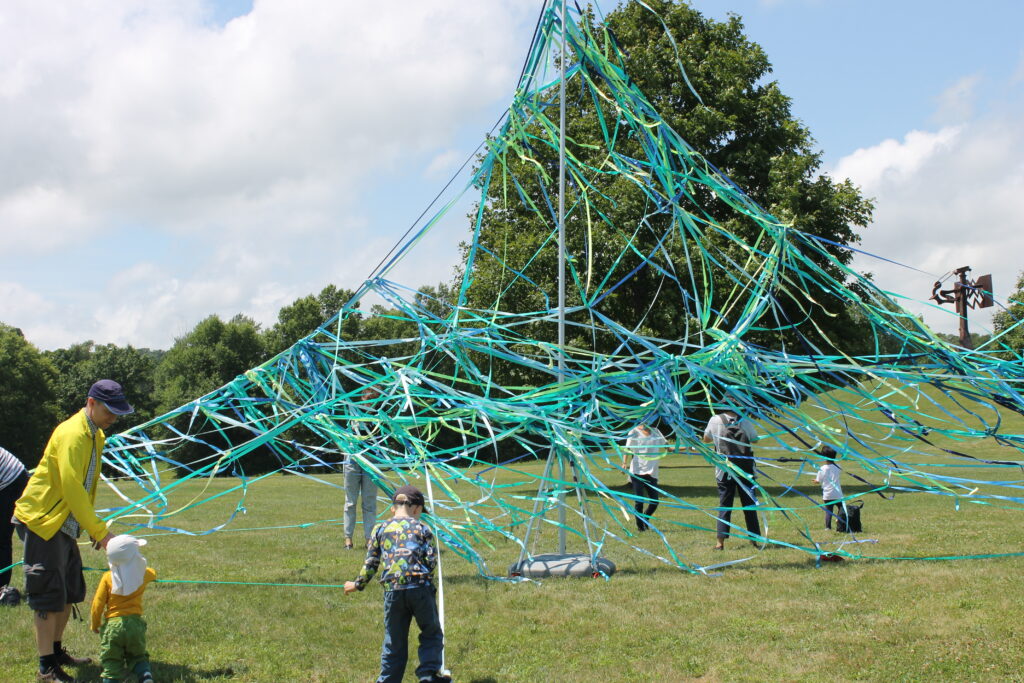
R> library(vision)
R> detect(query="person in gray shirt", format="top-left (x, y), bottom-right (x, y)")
top-left (703, 410), bottom-right (761, 550)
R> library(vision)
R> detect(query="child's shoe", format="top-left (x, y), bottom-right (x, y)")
top-left (131, 659), bottom-right (154, 682)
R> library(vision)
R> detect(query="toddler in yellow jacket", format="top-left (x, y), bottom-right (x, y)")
top-left (90, 535), bottom-right (156, 683)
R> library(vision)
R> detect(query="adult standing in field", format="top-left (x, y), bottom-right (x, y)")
top-left (1, 446), bottom-right (30, 591)
top-left (622, 423), bottom-right (667, 532)
top-left (703, 408), bottom-right (761, 551)
top-left (14, 380), bottom-right (134, 683)
top-left (344, 386), bottom-right (382, 550)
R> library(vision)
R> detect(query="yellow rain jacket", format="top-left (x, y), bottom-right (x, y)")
top-left (14, 409), bottom-right (108, 541)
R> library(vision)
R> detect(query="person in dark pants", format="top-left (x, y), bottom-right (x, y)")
top-left (622, 424), bottom-right (668, 532)
top-left (813, 445), bottom-right (843, 529)
top-left (0, 446), bottom-right (30, 588)
top-left (703, 410), bottom-right (761, 550)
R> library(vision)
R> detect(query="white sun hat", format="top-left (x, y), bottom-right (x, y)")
top-left (106, 535), bottom-right (148, 596)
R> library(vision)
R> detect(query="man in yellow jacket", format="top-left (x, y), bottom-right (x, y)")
top-left (14, 379), bottom-right (133, 683)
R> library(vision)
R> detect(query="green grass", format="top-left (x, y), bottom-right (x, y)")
top-left (3, 444), bottom-right (1024, 682)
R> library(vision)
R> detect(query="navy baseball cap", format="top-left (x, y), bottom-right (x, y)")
top-left (392, 485), bottom-right (425, 507)
top-left (88, 380), bottom-right (135, 415)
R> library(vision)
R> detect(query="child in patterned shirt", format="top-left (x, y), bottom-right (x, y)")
top-left (344, 485), bottom-right (450, 683)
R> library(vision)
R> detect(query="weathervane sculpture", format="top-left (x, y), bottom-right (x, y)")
top-left (930, 266), bottom-right (993, 348)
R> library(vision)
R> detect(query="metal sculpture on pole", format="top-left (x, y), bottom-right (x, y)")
top-left (930, 266), bottom-right (994, 348)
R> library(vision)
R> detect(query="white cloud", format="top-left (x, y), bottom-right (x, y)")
top-left (933, 75), bottom-right (981, 124)
top-left (0, 186), bottom-right (93, 250)
top-left (829, 115), bottom-right (1024, 336)
top-left (829, 127), bottom-right (962, 194)
top-left (0, 1), bottom-right (530, 237)
top-left (0, 281), bottom-right (55, 323)
top-left (0, 0), bottom-right (538, 349)
top-left (424, 149), bottom-right (465, 180)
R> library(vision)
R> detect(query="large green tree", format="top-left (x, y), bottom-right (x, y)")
top-left (460, 0), bottom-right (874, 374)
top-left (154, 314), bottom-right (267, 414)
top-left (353, 283), bottom-right (459, 368)
top-left (993, 271), bottom-right (1024, 353)
top-left (264, 285), bottom-right (361, 356)
top-left (153, 314), bottom-right (268, 473)
top-left (0, 324), bottom-right (59, 465)
top-left (46, 342), bottom-right (163, 431)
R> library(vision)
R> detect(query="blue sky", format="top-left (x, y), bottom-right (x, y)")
top-left (693, 1), bottom-right (1024, 166)
top-left (1, 0), bottom-right (1021, 349)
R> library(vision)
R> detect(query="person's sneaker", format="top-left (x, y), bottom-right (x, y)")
top-left (54, 647), bottom-right (92, 667)
top-left (37, 665), bottom-right (76, 682)
top-left (140, 673), bottom-right (155, 683)
top-left (421, 673), bottom-right (452, 683)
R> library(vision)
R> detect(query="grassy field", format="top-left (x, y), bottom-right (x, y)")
top-left (4, 411), bottom-right (1024, 681)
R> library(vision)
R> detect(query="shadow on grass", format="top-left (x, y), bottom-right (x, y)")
top-left (603, 482), bottom-right (885, 498)
top-left (79, 661), bottom-right (236, 681)
top-left (657, 463), bottom-right (715, 470)
top-left (434, 573), bottom-right (504, 586)
top-left (749, 555), bottom-right (866, 572)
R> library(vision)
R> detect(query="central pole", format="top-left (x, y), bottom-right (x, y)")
top-left (556, 0), bottom-right (568, 555)
top-left (955, 268), bottom-right (973, 349)
top-left (508, 0), bottom-right (615, 579)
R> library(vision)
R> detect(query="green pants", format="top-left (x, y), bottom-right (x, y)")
top-left (100, 614), bottom-right (150, 681)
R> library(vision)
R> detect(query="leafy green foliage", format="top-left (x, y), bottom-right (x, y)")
top-left (264, 285), bottom-right (360, 356)
top-left (992, 270), bottom-right (1024, 353)
top-left (460, 0), bottom-right (874, 376)
top-left (0, 323), bottom-right (58, 465)
top-left (150, 315), bottom-right (269, 473)
top-left (935, 331), bottom-right (993, 349)
top-left (154, 314), bottom-right (267, 415)
top-left (45, 342), bottom-right (163, 431)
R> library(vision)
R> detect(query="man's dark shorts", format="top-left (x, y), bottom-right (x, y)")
top-left (16, 524), bottom-right (85, 612)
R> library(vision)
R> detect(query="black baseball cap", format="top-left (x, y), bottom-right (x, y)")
top-left (88, 380), bottom-right (134, 415)
top-left (392, 485), bottom-right (425, 507)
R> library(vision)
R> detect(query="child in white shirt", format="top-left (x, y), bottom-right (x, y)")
top-left (623, 424), bottom-right (667, 532)
top-left (813, 446), bottom-right (843, 529)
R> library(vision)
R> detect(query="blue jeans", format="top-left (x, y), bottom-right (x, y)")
top-left (344, 463), bottom-right (378, 541)
top-left (378, 585), bottom-right (443, 683)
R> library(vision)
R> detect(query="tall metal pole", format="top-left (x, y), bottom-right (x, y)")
top-left (509, 0), bottom-right (615, 578)
top-left (955, 268), bottom-right (973, 349)
top-left (556, 0), bottom-right (568, 555)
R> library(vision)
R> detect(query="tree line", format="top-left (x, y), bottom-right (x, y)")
top-left (0, 284), bottom-right (444, 466)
